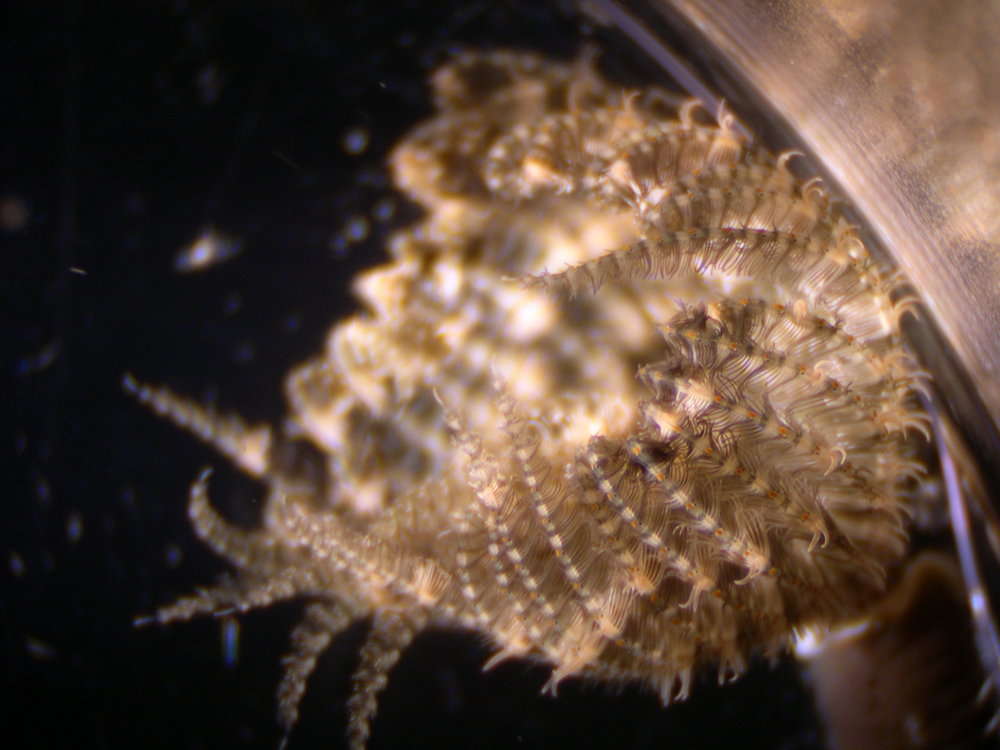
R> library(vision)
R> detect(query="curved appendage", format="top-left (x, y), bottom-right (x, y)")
top-left (277, 601), bottom-right (354, 748)
top-left (123, 373), bottom-right (272, 477)
top-left (346, 609), bottom-right (427, 750)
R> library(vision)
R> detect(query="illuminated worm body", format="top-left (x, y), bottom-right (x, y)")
top-left (128, 50), bottom-right (928, 749)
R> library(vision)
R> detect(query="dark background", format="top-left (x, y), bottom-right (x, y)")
top-left (7, 2), bottom-right (822, 748)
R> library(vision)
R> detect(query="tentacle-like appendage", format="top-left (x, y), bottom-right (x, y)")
top-left (439, 392), bottom-right (557, 650)
top-left (346, 609), bottom-right (427, 750)
top-left (133, 577), bottom-right (244, 627)
top-left (625, 438), bottom-right (774, 584)
top-left (186, 469), bottom-right (291, 573)
top-left (580, 438), bottom-right (719, 610)
top-left (277, 601), bottom-right (354, 747)
top-left (123, 374), bottom-right (272, 477)
top-left (524, 227), bottom-right (821, 299)
top-left (136, 568), bottom-right (327, 627)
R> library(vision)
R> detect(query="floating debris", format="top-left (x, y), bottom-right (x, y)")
top-left (14, 339), bottom-right (61, 376)
top-left (372, 197), bottom-right (395, 223)
top-left (174, 228), bottom-right (242, 274)
top-left (342, 127), bottom-right (370, 156)
top-left (25, 635), bottom-right (57, 662)
top-left (66, 511), bottom-right (83, 544)
top-left (221, 617), bottom-right (240, 668)
top-left (0, 194), bottom-right (29, 232)
top-left (9, 551), bottom-right (25, 577)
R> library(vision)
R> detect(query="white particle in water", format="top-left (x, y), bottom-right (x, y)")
top-left (9, 550), bottom-right (25, 577)
top-left (342, 127), bottom-right (370, 156)
top-left (66, 511), bottom-right (83, 544)
top-left (345, 215), bottom-right (370, 243)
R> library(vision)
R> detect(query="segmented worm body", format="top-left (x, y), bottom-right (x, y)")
top-left (129, 50), bottom-right (927, 748)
